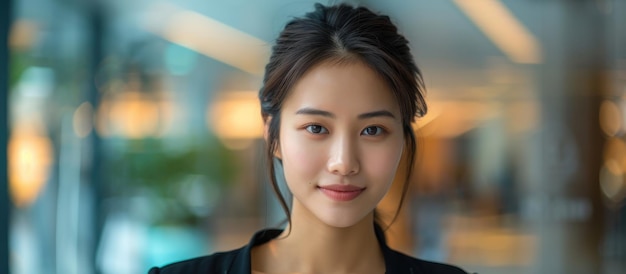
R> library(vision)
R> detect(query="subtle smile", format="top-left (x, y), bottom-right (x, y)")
top-left (317, 184), bottom-right (366, 202)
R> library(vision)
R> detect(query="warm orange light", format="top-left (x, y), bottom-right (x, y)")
top-left (110, 93), bottom-right (159, 139)
top-left (96, 92), bottom-right (168, 139)
top-left (599, 100), bottom-right (622, 136)
top-left (8, 129), bottom-right (54, 207)
top-left (604, 138), bottom-right (626, 170)
top-left (208, 91), bottom-right (263, 149)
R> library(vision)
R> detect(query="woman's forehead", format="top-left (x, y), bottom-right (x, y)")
top-left (283, 61), bottom-right (400, 114)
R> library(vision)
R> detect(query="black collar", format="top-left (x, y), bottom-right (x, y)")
top-left (227, 224), bottom-right (401, 273)
top-left (150, 223), bottom-right (467, 273)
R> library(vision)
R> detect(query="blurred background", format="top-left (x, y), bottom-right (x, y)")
top-left (2, 0), bottom-right (626, 273)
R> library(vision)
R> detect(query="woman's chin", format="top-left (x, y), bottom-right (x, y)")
top-left (314, 210), bottom-right (374, 229)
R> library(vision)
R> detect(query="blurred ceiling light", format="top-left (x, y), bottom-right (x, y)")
top-left (73, 102), bottom-right (94, 138)
top-left (144, 3), bottom-right (269, 75)
top-left (599, 100), bottom-right (622, 136)
top-left (9, 20), bottom-right (38, 50)
top-left (8, 127), bottom-right (54, 207)
top-left (454, 0), bottom-right (542, 64)
top-left (208, 91), bottom-right (263, 149)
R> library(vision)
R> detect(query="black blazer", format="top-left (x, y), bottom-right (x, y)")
top-left (148, 225), bottom-right (468, 274)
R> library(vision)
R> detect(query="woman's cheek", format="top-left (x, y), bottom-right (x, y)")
top-left (367, 143), bottom-right (403, 182)
top-left (281, 131), bottom-right (323, 179)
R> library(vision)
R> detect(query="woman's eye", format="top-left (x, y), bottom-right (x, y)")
top-left (362, 126), bottom-right (384, 136)
top-left (305, 125), bottom-right (328, 134)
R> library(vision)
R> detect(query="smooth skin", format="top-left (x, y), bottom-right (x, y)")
top-left (252, 60), bottom-right (405, 274)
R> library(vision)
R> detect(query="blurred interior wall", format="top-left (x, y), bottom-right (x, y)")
top-left (2, 0), bottom-right (12, 274)
top-left (562, 3), bottom-right (606, 269)
top-left (536, 1), bottom-right (606, 273)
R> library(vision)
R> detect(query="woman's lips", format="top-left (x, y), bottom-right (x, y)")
top-left (318, 184), bottom-right (365, 202)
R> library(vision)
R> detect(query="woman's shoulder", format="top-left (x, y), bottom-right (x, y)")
top-left (386, 248), bottom-right (469, 274)
top-left (147, 247), bottom-right (244, 274)
top-left (147, 229), bottom-right (282, 274)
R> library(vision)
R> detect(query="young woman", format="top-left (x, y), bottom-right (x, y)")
top-left (150, 3), bottom-right (467, 274)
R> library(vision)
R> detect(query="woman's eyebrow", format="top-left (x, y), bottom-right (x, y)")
top-left (296, 107), bottom-right (335, 118)
top-left (358, 110), bottom-right (396, 120)
top-left (295, 107), bottom-right (396, 120)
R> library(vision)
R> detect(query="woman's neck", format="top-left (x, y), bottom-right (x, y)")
top-left (252, 200), bottom-right (385, 273)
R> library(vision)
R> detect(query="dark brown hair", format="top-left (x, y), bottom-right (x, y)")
top-left (259, 3), bottom-right (427, 229)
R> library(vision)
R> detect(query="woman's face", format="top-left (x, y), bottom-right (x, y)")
top-left (277, 60), bottom-right (405, 228)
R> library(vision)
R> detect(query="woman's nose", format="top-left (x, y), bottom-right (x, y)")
top-left (326, 137), bottom-right (360, 176)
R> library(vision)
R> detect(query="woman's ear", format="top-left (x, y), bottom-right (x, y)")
top-left (264, 116), bottom-right (282, 159)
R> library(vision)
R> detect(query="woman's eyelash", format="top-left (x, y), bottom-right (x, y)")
top-left (305, 124), bottom-right (329, 134)
top-left (303, 124), bottom-right (388, 136)
top-left (361, 126), bottom-right (387, 136)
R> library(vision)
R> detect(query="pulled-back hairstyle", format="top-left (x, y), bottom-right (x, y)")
top-left (259, 3), bottom-right (427, 229)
